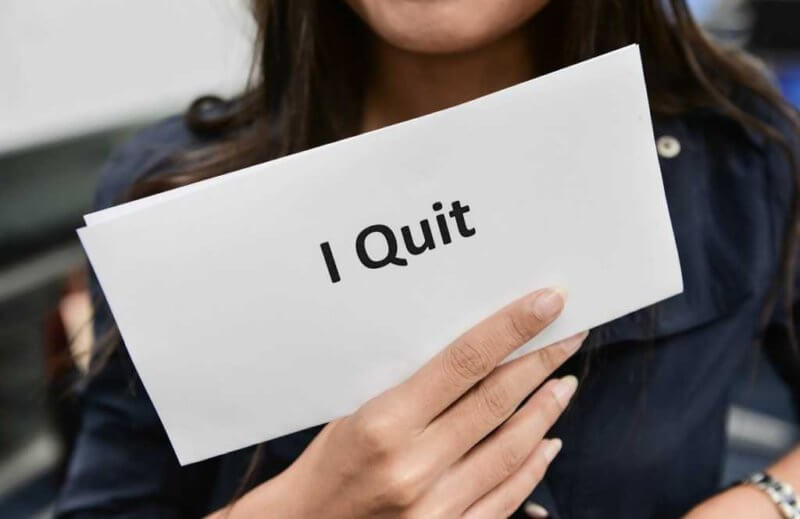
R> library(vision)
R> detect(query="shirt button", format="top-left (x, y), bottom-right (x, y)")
top-left (657, 135), bottom-right (681, 159)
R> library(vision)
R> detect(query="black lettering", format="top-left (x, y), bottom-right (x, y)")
top-left (433, 201), bottom-right (452, 245)
top-left (355, 225), bottom-right (408, 268)
top-left (401, 220), bottom-right (436, 255)
top-left (449, 200), bottom-right (476, 237)
top-left (319, 242), bottom-right (341, 283)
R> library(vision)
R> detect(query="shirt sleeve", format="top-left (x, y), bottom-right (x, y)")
top-left (55, 118), bottom-right (221, 518)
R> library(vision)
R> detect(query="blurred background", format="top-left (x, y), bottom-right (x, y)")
top-left (1, 0), bottom-right (799, 516)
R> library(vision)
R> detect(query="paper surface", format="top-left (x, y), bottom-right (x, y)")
top-left (78, 45), bottom-right (683, 465)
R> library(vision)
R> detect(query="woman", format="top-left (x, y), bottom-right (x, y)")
top-left (57, 0), bottom-right (800, 517)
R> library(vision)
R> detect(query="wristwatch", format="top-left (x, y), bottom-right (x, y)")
top-left (744, 472), bottom-right (800, 519)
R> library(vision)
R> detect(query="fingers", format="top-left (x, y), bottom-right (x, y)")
top-left (422, 333), bottom-right (585, 467)
top-left (431, 376), bottom-right (577, 516)
top-left (462, 439), bottom-right (562, 519)
top-left (390, 287), bottom-right (567, 428)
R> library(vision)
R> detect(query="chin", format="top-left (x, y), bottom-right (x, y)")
top-left (344, 0), bottom-right (550, 54)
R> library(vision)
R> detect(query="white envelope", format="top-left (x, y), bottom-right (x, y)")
top-left (79, 45), bottom-right (682, 465)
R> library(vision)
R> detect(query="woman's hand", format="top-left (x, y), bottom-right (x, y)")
top-left (219, 287), bottom-right (586, 518)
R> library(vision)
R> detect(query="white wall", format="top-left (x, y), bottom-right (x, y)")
top-left (0, 0), bottom-right (254, 155)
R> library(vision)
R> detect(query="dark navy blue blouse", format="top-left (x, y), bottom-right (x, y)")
top-left (56, 97), bottom-right (799, 518)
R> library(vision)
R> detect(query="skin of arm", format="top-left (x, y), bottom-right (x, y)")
top-left (686, 446), bottom-right (800, 518)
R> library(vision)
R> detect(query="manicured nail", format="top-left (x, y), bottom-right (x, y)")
top-left (524, 501), bottom-right (550, 518)
top-left (543, 438), bottom-right (563, 463)
top-left (560, 330), bottom-right (589, 356)
top-left (531, 287), bottom-right (567, 320)
top-left (553, 375), bottom-right (578, 407)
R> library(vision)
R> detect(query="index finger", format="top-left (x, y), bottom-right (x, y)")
top-left (386, 287), bottom-right (566, 428)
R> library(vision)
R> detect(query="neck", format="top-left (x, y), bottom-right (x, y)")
top-left (362, 29), bottom-right (535, 132)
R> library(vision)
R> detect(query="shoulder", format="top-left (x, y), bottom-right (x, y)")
top-left (93, 114), bottom-right (204, 211)
top-left (593, 93), bottom-right (799, 347)
top-left (686, 86), bottom-right (797, 170)
top-left (654, 88), bottom-right (799, 259)
top-left (656, 88), bottom-right (798, 212)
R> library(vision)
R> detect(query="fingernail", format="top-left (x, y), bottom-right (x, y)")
top-left (524, 501), bottom-right (550, 518)
top-left (553, 375), bottom-right (578, 407)
top-left (543, 438), bottom-right (562, 463)
top-left (560, 330), bottom-right (589, 356)
top-left (531, 287), bottom-right (567, 320)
